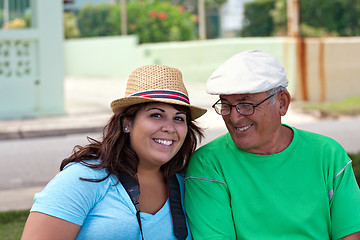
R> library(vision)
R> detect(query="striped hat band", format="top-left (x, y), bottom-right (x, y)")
top-left (130, 89), bottom-right (190, 104)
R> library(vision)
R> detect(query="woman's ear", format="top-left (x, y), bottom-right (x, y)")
top-left (122, 118), bottom-right (132, 133)
top-left (278, 91), bottom-right (291, 116)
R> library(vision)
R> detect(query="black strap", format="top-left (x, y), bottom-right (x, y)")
top-left (118, 173), bottom-right (143, 240)
top-left (118, 173), bottom-right (188, 240)
top-left (168, 175), bottom-right (188, 240)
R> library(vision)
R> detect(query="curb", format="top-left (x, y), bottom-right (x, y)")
top-left (0, 112), bottom-right (111, 141)
top-left (0, 126), bottom-right (104, 141)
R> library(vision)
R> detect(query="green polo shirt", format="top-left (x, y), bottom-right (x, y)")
top-left (185, 126), bottom-right (360, 239)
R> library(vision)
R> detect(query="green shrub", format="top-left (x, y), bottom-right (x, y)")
top-left (299, 0), bottom-right (360, 37)
top-left (240, 0), bottom-right (276, 37)
top-left (270, 0), bottom-right (360, 37)
top-left (75, 1), bottom-right (197, 43)
top-left (127, 1), bottom-right (196, 43)
top-left (77, 4), bottom-right (118, 37)
top-left (64, 12), bottom-right (80, 39)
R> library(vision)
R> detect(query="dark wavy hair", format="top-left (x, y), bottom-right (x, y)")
top-left (60, 103), bottom-right (204, 183)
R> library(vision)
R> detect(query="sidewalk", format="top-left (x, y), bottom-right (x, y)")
top-left (0, 77), bottom-right (319, 141)
top-left (0, 77), bottom-right (321, 212)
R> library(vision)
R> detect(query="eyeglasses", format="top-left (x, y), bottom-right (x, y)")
top-left (212, 93), bottom-right (277, 116)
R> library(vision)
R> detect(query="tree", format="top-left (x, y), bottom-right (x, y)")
top-left (240, 0), bottom-right (276, 37)
top-left (270, 0), bottom-right (360, 37)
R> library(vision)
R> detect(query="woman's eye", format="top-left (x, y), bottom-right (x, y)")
top-left (174, 116), bottom-right (185, 122)
top-left (151, 113), bottom-right (162, 118)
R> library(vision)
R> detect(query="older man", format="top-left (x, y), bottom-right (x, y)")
top-left (185, 50), bottom-right (360, 239)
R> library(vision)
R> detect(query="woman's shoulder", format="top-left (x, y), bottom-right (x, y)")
top-left (48, 160), bottom-right (113, 193)
top-left (38, 160), bottom-right (114, 205)
top-left (31, 160), bottom-right (115, 226)
top-left (62, 160), bottom-right (108, 178)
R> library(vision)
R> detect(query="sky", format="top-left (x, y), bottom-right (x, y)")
top-left (221, 0), bottom-right (254, 31)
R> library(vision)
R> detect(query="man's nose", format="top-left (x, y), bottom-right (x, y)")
top-left (228, 106), bottom-right (245, 122)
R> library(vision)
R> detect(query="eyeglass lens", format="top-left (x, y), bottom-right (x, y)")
top-left (214, 103), bottom-right (254, 116)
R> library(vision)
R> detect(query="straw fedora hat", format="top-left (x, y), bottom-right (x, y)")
top-left (111, 65), bottom-right (206, 120)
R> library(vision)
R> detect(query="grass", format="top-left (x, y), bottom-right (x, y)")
top-left (292, 96), bottom-right (360, 118)
top-left (0, 209), bottom-right (29, 240)
top-left (1, 96), bottom-right (360, 239)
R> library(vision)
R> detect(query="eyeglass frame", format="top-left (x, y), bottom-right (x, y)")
top-left (212, 93), bottom-right (278, 116)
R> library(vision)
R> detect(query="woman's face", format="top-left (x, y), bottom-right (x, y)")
top-left (124, 103), bottom-right (188, 170)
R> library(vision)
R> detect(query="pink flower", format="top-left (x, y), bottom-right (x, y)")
top-left (149, 11), bottom-right (157, 18)
top-left (158, 12), bottom-right (167, 20)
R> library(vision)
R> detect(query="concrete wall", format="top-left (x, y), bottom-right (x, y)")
top-left (141, 38), bottom-right (291, 76)
top-left (64, 36), bottom-right (297, 94)
top-left (297, 37), bottom-right (360, 102)
top-left (64, 35), bottom-right (153, 78)
top-left (64, 36), bottom-right (360, 102)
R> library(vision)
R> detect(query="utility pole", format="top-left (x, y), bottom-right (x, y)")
top-left (121, 0), bottom-right (127, 35)
top-left (198, 0), bottom-right (206, 40)
top-left (287, 0), bottom-right (299, 37)
top-left (287, 0), bottom-right (308, 101)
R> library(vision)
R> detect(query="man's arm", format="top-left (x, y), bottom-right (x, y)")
top-left (330, 151), bottom-right (360, 239)
top-left (185, 176), bottom-right (235, 239)
top-left (185, 162), bottom-right (236, 240)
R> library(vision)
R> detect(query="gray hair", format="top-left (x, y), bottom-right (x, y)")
top-left (267, 86), bottom-right (287, 104)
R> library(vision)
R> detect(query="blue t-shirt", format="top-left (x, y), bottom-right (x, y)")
top-left (31, 161), bottom-right (192, 240)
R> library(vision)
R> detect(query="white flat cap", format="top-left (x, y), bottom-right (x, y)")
top-left (206, 50), bottom-right (288, 95)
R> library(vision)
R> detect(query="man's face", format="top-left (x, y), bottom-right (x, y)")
top-left (220, 92), bottom-right (282, 154)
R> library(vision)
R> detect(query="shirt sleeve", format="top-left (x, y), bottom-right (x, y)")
top-left (330, 151), bottom-right (360, 239)
top-left (30, 162), bottom-right (109, 226)
top-left (184, 153), bottom-right (236, 240)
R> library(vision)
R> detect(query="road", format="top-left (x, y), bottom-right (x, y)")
top-left (0, 132), bottom-right (102, 191)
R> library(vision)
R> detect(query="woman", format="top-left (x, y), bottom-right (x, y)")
top-left (21, 65), bottom-right (206, 240)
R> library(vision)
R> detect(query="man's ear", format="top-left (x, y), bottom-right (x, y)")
top-left (278, 91), bottom-right (291, 116)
